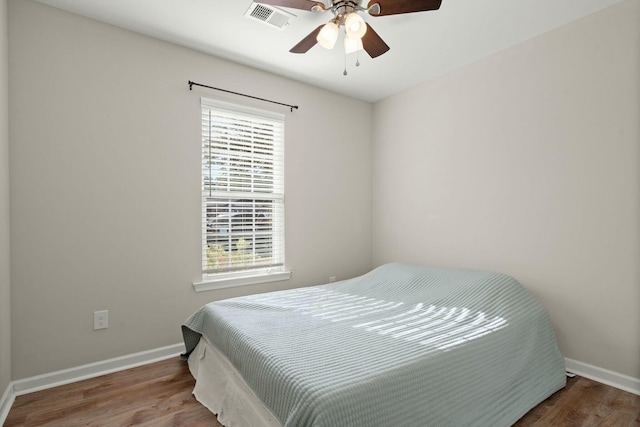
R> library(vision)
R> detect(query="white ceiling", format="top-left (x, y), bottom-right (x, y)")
top-left (35, 0), bottom-right (623, 102)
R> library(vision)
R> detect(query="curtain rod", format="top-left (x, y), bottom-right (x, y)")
top-left (188, 80), bottom-right (299, 112)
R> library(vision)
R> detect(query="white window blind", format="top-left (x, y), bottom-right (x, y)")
top-left (201, 99), bottom-right (285, 280)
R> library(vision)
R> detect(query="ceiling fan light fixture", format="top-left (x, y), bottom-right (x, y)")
top-left (344, 36), bottom-right (363, 54)
top-left (317, 21), bottom-right (340, 49)
top-left (344, 12), bottom-right (367, 39)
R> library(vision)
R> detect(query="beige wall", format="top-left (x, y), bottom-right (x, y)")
top-left (8, 0), bottom-right (372, 379)
top-left (372, 0), bottom-right (639, 378)
top-left (0, 0), bottom-right (11, 395)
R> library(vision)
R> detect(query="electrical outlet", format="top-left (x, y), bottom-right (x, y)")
top-left (94, 310), bottom-right (108, 330)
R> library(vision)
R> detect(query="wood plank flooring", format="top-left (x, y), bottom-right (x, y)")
top-left (5, 358), bottom-right (220, 427)
top-left (5, 357), bottom-right (639, 426)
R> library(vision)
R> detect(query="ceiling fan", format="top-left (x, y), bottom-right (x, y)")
top-left (257, 0), bottom-right (442, 60)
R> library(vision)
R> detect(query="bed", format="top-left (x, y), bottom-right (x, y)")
top-left (181, 263), bottom-right (566, 426)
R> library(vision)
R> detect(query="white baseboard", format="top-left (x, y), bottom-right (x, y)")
top-left (12, 342), bottom-right (184, 396)
top-left (565, 357), bottom-right (640, 396)
top-left (0, 382), bottom-right (16, 426)
top-left (0, 342), bottom-right (184, 425)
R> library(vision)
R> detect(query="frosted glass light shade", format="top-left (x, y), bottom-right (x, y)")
top-left (344, 36), bottom-right (363, 54)
top-left (317, 22), bottom-right (340, 49)
top-left (344, 13), bottom-right (367, 39)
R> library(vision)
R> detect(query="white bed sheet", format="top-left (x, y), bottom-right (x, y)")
top-left (188, 335), bottom-right (283, 427)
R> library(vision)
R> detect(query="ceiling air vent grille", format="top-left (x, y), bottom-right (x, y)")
top-left (245, 3), bottom-right (295, 30)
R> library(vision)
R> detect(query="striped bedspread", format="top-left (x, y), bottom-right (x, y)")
top-left (182, 263), bottom-right (566, 426)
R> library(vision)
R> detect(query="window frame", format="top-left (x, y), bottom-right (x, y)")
top-left (194, 98), bottom-right (290, 291)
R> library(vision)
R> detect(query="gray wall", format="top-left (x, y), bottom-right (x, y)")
top-left (6, 0), bottom-right (639, 384)
top-left (0, 0), bottom-right (11, 396)
top-left (8, 0), bottom-right (372, 379)
top-left (372, 0), bottom-right (639, 378)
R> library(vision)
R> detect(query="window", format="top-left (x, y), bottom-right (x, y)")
top-left (195, 99), bottom-right (289, 291)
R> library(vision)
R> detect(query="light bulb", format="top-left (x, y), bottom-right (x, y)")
top-left (344, 13), bottom-right (367, 40)
top-left (317, 22), bottom-right (339, 49)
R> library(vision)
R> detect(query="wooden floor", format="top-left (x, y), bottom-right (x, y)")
top-left (5, 357), bottom-right (639, 426)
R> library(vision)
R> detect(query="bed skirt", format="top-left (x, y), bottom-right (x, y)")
top-left (188, 336), bottom-right (282, 427)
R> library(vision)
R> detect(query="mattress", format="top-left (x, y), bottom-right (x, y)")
top-left (182, 263), bottom-right (566, 426)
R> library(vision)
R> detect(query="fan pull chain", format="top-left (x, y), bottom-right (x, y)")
top-left (343, 49), bottom-right (348, 76)
top-left (356, 49), bottom-right (360, 67)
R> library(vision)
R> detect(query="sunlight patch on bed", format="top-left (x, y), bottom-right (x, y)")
top-left (245, 287), bottom-right (405, 320)
top-left (354, 301), bottom-right (507, 350)
top-left (245, 287), bottom-right (507, 351)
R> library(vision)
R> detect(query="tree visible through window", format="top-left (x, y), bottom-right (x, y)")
top-left (201, 99), bottom-right (285, 280)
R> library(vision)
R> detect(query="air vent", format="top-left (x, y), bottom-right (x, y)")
top-left (245, 3), bottom-right (295, 30)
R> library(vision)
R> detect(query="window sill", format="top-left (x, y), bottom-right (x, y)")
top-left (193, 270), bottom-right (292, 292)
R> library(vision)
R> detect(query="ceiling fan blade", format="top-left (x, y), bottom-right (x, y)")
top-left (258, 0), bottom-right (326, 12)
top-left (290, 25), bottom-right (324, 53)
top-left (361, 23), bottom-right (390, 58)
top-left (369, 0), bottom-right (442, 16)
